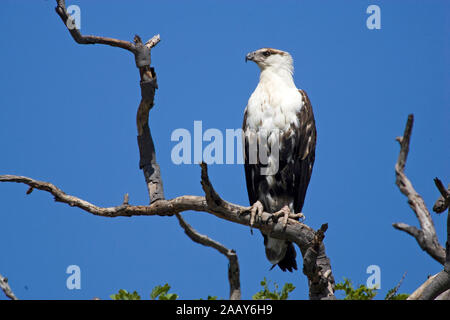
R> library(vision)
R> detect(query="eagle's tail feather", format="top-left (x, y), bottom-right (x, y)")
top-left (276, 242), bottom-right (297, 272)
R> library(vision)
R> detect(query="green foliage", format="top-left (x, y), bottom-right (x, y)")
top-left (110, 284), bottom-right (178, 300)
top-left (110, 289), bottom-right (141, 300)
top-left (335, 278), bottom-right (409, 300)
top-left (335, 278), bottom-right (377, 300)
top-left (111, 278), bottom-right (408, 301)
top-left (199, 295), bottom-right (218, 300)
top-left (150, 283), bottom-right (178, 300)
top-left (252, 277), bottom-right (295, 300)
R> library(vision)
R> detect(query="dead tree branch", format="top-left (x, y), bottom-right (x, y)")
top-left (393, 115), bottom-right (449, 300)
top-left (175, 213), bottom-right (241, 300)
top-left (392, 114), bottom-right (446, 265)
top-left (417, 206), bottom-right (450, 299)
top-left (55, 0), bottom-right (160, 53)
top-left (433, 178), bottom-right (450, 214)
top-left (408, 273), bottom-right (438, 300)
top-left (56, 0), bottom-right (163, 203)
top-left (0, 274), bottom-right (18, 300)
top-left (0, 166), bottom-right (335, 299)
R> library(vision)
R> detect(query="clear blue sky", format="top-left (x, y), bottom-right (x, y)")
top-left (0, 0), bottom-right (448, 300)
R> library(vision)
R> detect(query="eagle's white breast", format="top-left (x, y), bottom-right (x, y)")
top-left (244, 69), bottom-right (304, 172)
top-left (244, 67), bottom-right (304, 207)
top-left (245, 71), bottom-right (303, 133)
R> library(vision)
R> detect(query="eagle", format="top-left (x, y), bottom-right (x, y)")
top-left (243, 48), bottom-right (317, 272)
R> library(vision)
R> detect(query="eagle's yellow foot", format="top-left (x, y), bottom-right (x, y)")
top-left (271, 206), bottom-right (305, 229)
top-left (248, 200), bottom-right (264, 234)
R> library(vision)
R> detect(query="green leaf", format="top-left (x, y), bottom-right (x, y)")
top-left (252, 277), bottom-right (295, 300)
top-left (335, 278), bottom-right (377, 300)
top-left (110, 289), bottom-right (141, 300)
top-left (150, 283), bottom-right (178, 300)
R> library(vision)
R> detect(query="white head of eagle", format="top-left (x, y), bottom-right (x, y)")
top-left (242, 48), bottom-right (317, 272)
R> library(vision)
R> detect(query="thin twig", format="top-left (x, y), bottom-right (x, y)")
top-left (385, 272), bottom-right (407, 300)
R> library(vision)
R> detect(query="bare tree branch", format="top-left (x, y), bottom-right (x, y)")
top-left (55, 0), bottom-right (161, 53)
top-left (418, 207), bottom-right (450, 299)
top-left (302, 223), bottom-right (335, 299)
top-left (55, 0), bottom-right (135, 51)
top-left (136, 73), bottom-right (165, 203)
top-left (433, 178), bottom-right (449, 214)
top-left (0, 274), bottom-right (18, 300)
top-left (55, 0), bottom-right (163, 203)
top-left (0, 166), bottom-right (335, 299)
top-left (393, 115), bottom-right (449, 300)
top-left (408, 273), bottom-right (438, 300)
top-left (435, 289), bottom-right (450, 300)
top-left (393, 114), bottom-right (445, 265)
top-left (175, 213), bottom-right (241, 300)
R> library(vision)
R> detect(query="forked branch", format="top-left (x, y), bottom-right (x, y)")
top-left (0, 165), bottom-right (335, 299)
top-left (55, 0), bottom-right (160, 52)
top-left (393, 115), bottom-right (449, 300)
top-left (392, 114), bottom-right (445, 264)
top-left (176, 214), bottom-right (241, 300)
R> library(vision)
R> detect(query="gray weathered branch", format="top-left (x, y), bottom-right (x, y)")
top-left (55, 0), bottom-right (160, 53)
top-left (0, 167), bottom-right (335, 299)
top-left (392, 114), bottom-right (445, 265)
top-left (55, 0), bottom-right (163, 204)
top-left (393, 115), bottom-right (449, 300)
top-left (175, 213), bottom-right (241, 300)
top-left (433, 178), bottom-right (449, 214)
top-left (0, 273), bottom-right (18, 300)
top-left (417, 205), bottom-right (450, 300)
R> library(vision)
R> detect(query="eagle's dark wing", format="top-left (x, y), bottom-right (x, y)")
top-left (292, 89), bottom-right (317, 213)
top-left (242, 109), bottom-right (260, 207)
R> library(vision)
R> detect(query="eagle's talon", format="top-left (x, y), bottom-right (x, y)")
top-left (291, 213), bottom-right (306, 221)
top-left (271, 206), bottom-right (304, 229)
top-left (249, 200), bottom-right (264, 233)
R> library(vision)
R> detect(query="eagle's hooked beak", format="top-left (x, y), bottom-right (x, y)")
top-left (245, 51), bottom-right (255, 63)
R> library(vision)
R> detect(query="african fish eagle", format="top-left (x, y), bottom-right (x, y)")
top-left (243, 48), bottom-right (317, 272)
